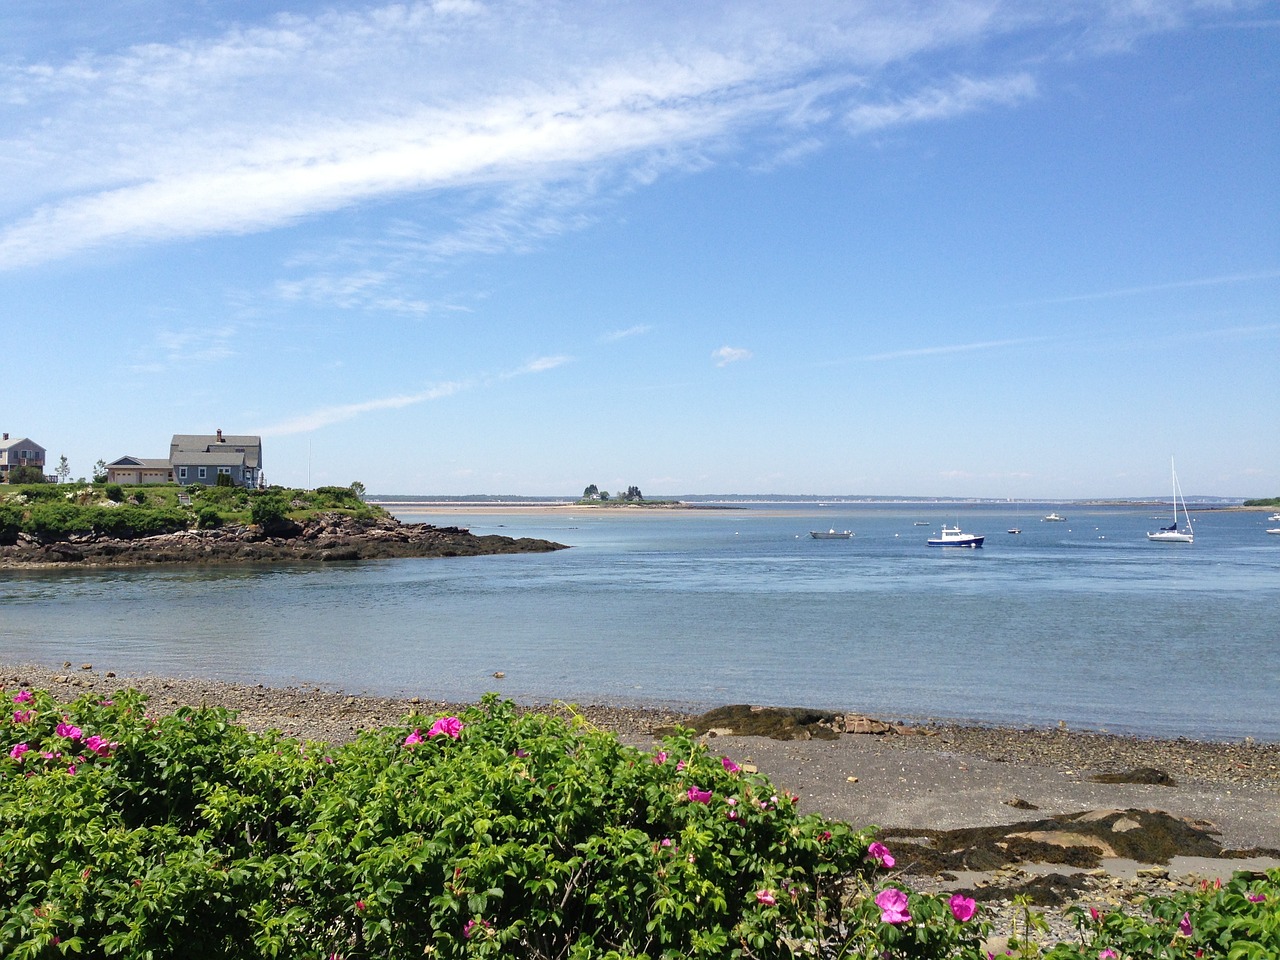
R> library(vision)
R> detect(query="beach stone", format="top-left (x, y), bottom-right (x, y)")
top-left (843, 715), bottom-right (894, 735)
top-left (1090, 767), bottom-right (1177, 786)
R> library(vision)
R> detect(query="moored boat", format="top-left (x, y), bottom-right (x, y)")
top-left (927, 525), bottom-right (984, 548)
top-left (810, 529), bottom-right (853, 539)
top-left (1147, 458), bottom-right (1194, 544)
top-left (1042, 512), bottom-right (1066, 522)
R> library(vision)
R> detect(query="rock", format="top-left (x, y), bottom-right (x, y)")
top-left (1090, 767), bottom-right (1178, 786)
top-left (843, 715), bottom-right (894, 735)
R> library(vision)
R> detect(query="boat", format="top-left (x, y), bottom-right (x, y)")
top-left (1269, 513), bottom-right (1280, 521)
top-left (1042, 512), bottom-right (1066, 522)
top-left (810, 529), bottom-right (853, 539)
top-left (1268, 528), bottom-right (1280, 535)
top-left (1007, 527), bottom-right (1021, 534)
top-left (927, 525), bottom-right (984, 548)
top-left (912, 521), bottom-right (929, 526)
top-left (1147, 458), bottom-right (1194, 543)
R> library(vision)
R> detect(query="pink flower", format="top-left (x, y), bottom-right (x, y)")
top-left (721, 756), bottom-right (740, 773)
top-left (402, 729), bottom-right (423, 747)
top-left (13, 690), bottom-right (33, 704)
top-left (756, 889), bottom-right (776, 906)
top-left (867, 841), bottom-right (896, 868)
top-left (1099, 950), bottom-right (1118, 959)
top-left (949, 894), bottom-right (976, 922)
top-left (652, 751), bottom-right (668, 764)
top-left (1178, 911), bottom-right (1193, 936)
top-left (67, 764), bottom-right (77, 775)
top-left (1247, 893), bottom-right (1266, 903)
top-left (875, 888), bottom-right (911, 925)
top-left (427, 716), bottom-right (463, 739)
top-left (8, 743), bottom-right (29, 760)
top-left (463, 918), bottom-right (491, 939)
top-left (687, 786), bottom-right (712, 803)
top-left (660, 838), bottom-right (672, 847)
top-left (676, 760), bottom-right (686, 772)
top-left (355, 900), bottom-right (366, 912)
top-left (84, 735), bottom-right (115, 757)
top-left (55, 722), bottom-right (83, 741)
top-left (1090, 906), bottom-right (1101, 922)
top-left (12, 710), bottom-right (32, 723)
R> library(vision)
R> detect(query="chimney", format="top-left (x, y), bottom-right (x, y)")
top-left (2, 433), bottom-right (7, 441)
top-left (216, 428), bottom-right (224, 443)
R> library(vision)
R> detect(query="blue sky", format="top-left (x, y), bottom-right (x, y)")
top-left (3, 1), bottom-right (1277, 498)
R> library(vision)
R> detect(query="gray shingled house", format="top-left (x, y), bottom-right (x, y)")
top-left (169, 430), bottom-right (263, 488)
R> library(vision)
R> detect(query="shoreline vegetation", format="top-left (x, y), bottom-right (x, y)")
top-left (3, 661), bottom-right (1278, 956)
top-left (0, 481), bottom-right (566, 567)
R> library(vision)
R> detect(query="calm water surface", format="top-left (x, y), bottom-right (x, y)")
top-left (2, 504), bottom-right (1277, 740)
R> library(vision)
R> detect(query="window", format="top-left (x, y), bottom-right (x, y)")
top-left (198, 467), bottom-right (207, 480)
top-left (178, 467), bottom-right (187, 480)
top-left (218, 467), bottom-right (231, 475)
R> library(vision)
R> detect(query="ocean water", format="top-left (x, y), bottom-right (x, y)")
top-left (1, 503), bottom-right (1277, 741)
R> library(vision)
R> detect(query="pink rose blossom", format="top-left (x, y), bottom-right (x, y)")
top-left (949, 894), bottom-right (977, 922)
top-left (13, 690), bottom-right (33, 704)
top-left (721, 756), bottom-right (740, 773)
top-left (12, 710), bottom-right (32, 723)
top-left (427, 716), bottom-right (463, 739)
top-left (686, 786), bottom-right (712, 804)
top-left (676, 760), bottom-right (686, 772)
top-left (756, 889), bottom-right (776, 906)
top-left (55, 722), bottom-right (83, 741)
top-left (1247, 892), bottom-right (1265, 903)
top-left (875, 888), bottom-right (911, 925)
top-left (652, 751), bottom-right (668, 764)
top-left (1178, 911), bottom-right (1193, 936)
top-left (8, 743), bottom-right (29, 760)
top-left (463, 918), bottom-right (491, 939)
top-left (867, 841), bottom-right (896, 868)
top-left (402, 729), bottom-right (423, 747)
top-left (1099, 950), bottom-right (1118, 959)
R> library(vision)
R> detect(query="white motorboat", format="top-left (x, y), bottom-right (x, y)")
top-left (1267, 528), bottom-right (1280, 536)
top-left (1147, 458), bottom-right (1194, 544)
top-left (1042, 512), bottom-right (1066, 522)
top-left (1268, 513), bottom-right (1280, 521)
top-left (810, 529), bottom-right (853, 539)
top-left (927, 525), bottom-right (984, 548)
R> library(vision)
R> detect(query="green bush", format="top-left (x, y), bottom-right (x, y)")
top-left (103, 483), bottom-right (124, 502)
top-left (0, 503), bottom-right (21, 545)
top-left (196, 506), bottom-right (223, 529)
top-left (22, 502), bottom-right (93, 541)
top-left (0, 690), bottom-right (1004, 960)
top-left (248, 493), bottom-right (289, 529)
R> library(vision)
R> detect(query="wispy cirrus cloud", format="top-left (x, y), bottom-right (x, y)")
top-left (601, 324), bottom-right (652, 342)
top-left (255, 353), bottom-right (569, 436)
top-left (0, 1), bottom-right (1234, 271)
top-left (860, 336), bottom-right (1046, 362)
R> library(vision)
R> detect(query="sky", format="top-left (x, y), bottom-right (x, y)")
top-left (2, 1), bottom-right (1277, 499)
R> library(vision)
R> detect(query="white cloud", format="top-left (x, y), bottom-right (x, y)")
top-left (713, 345), bottom-right (753, 367)
top-left (0, 1), bottom-right (1236, 270)
top-left (256, 352), bottom-right (569, 436)
top-left (860, 337), bottom-right (1046, 362)
top-left (601, 324), bottom-right (652, 342)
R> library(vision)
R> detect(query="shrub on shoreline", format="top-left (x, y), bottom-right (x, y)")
top-left (1, 689), bottom-right (1273, 959)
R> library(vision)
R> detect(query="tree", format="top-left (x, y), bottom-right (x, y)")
top-left (350, 481), bottom-right (367, 501)
top-left (55, 455), bottom-right (71, 484)
top-left (8, 465), bottom-right (44, 484)
top-left (92, 460), bottom-right (108, 484)
top-left (582, 484), bottom-right (599, 499)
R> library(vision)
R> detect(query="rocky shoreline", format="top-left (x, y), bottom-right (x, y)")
top-left (4, 663), bottom-right (1277, 950)
top-left (0, 512), bottom-right (567, 567)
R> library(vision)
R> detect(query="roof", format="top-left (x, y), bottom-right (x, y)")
top-left (170, 433), bottom-right (261, 469)
top-left (108, 456), bottom-right (171, 469)
top-left (170, 450), bottom-right (252, 467)
top-left (0, 436), bottom-right (43, 452)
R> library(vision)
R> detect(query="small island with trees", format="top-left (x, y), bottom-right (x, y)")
top-left (577, 484), bottom-right (682, 507)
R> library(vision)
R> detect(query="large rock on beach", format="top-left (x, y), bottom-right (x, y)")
top-left (0, 512), bottom-right (567, 567)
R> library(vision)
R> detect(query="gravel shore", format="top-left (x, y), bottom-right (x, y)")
top-left (6, 661), bottom-right (1277, 950)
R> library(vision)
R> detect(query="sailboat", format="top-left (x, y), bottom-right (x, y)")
top-left (1147, 458), bottom-right (1194, 544)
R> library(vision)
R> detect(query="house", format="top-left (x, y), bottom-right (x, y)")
top-left (104, 457), bottom-right (174, 485)
top-left (0, 434), bottom-right (46, 482)
top-left (169, 430), bottom-right (263, 488)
